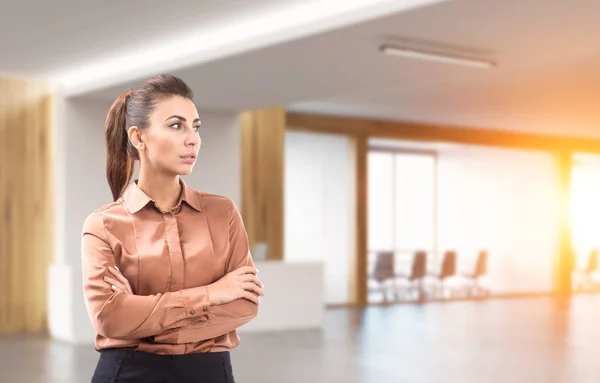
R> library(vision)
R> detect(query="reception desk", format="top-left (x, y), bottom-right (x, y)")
top-left (237, 261), bottom-right (324, 333)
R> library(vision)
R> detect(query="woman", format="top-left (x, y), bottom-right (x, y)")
top-left (82, 74), bottom-right (263, 383)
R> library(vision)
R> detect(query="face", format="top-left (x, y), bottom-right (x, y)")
top-left (129, 95), bottom-right (201, 176)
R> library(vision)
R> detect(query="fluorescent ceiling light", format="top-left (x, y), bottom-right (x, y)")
top-left (380, 44), bottom-right (496, 69)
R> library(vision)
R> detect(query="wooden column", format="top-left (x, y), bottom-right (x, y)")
top-left (554, 151), bottom-right (575, 294)
top-left (241, 108), bottom-right (285, 261)
top-left (353, 135), bottom-right (368, 305)
top-left (0, 77), bottom-right (54, 334)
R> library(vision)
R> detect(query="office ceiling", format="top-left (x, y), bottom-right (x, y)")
top-left (0, 0), bottom-right (434, 89)
top-left (0, 0), bottom-right (299, 79)
top-left (2, 0), bottom-right (600, 138)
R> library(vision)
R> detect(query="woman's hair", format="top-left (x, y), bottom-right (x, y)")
top-left (104, 74), bottom-right (194, 201)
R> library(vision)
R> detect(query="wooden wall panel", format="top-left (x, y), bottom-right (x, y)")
top-left (241, 108), bottom-right (285, 261)
top-left (287, 112), bottom-right (600, 153)
top-left (0, 78), bottom-right (54, 334)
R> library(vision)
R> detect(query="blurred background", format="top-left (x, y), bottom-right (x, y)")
top-left (2, 0), bottom-right (600, 382)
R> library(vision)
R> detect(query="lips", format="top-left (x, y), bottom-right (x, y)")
top-left (181, 153), bottom-right (197, 164)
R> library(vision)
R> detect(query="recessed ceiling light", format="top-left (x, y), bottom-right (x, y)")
top-left (380, 44), bottom-right (496, 69)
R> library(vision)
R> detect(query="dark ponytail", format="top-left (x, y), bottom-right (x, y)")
top-left (103, 74), bottom-right (195, 201)
top-left (105, 88), bottom-right (136, 201)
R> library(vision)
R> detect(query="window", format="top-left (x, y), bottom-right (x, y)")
top-left (570, 154), bottom-right (600, 268)
top-left (367, 149), bottom-right (436, 301)
top-left (367, 152), bottom-right (394, 252)
top-left (394, 153), bottom-right (436, 253)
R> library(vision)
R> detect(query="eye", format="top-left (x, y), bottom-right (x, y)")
top-left (193, 125), bottom-right (201, 132)
top-left (170, 122), bottom-right (181, 129)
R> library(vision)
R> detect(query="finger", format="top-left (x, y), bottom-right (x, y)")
top-left (108, 267), bottom-right (133, 294)
top-left (242, 274), bottom-right (263, 288)
top-left (242, 291), bottom-right (260, 304)
top-left (105, 273), bottom-right (129, 293)
top-left (108, 266), bottom-right (127, 284)
top-left (234, 266), bottom-right (257, 275)
top-left (105, 277), bottom-right (127, 293)
top-left (243, 282), bottom-right (264, 297)
top-left (233, 266), bottom-right (254, 275)
top-left (110, 284), bottom-right (122, 293)
top-left (104, 276), bottom-right (119, 286)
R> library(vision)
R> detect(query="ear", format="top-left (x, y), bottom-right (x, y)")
top-left (128, 126), bottom-right (144, 151)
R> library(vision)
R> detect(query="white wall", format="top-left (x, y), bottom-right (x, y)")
top-left (437, 146), bottom-right (561, 293)
top-left (284, 131), bottom-right (356, 305)
top-left (49, 94), bottom-right (242, 343)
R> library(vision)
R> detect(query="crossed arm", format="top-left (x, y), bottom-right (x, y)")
top-left (81, 202), bottom-right (261, 343)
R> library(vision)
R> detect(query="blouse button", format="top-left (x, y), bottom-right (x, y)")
top-left (203, 307), bottom-right (208, 312)
top-left (190, 309), bottom-right (195, 315)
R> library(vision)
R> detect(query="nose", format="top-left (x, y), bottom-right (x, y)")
top-left (185, 128), bottom-right (200, 147)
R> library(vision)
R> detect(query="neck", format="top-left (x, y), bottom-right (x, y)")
top-left (137, 167), bottom-right (182, 211)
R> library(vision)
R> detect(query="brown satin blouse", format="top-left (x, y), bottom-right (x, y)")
top-left (81, 179), bottom-right (258, 354)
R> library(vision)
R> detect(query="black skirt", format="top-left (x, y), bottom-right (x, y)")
top-left (91, 348), bottom-right (235, 383)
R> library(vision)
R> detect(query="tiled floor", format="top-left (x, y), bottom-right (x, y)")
top-left (2, 295), bottom-right (600, 382)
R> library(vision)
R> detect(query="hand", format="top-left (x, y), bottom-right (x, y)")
top-left (104, 265), bottom-right (133, 295)
top-left (206, 266), bottom-right (264, 305)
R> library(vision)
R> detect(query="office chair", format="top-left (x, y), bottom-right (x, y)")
top-left (462, 250), bottom-right (489, 297)
top-left (428, 250), bottom-right (457, 298)
top-left (370, 251), bottom-right (399, 302)
top-left (397, 251), bottom-right (427, 301)
top-left (575, 249), bottom-right (599, 291)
